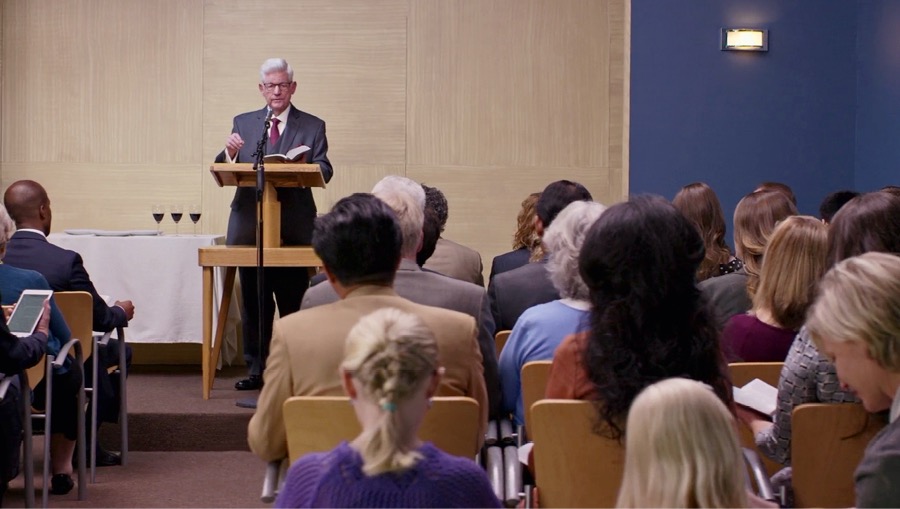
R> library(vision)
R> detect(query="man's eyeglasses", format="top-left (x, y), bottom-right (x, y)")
top-left (262, 82), bottom-right (293, 91)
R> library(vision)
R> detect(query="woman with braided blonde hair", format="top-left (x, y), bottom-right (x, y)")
top-left (276, 308), bottom-right (499, 508)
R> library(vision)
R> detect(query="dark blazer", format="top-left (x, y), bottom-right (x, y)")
top-left (4, 230), bottom-right (126, 333)
top-left (489, 248), bottom-right (531, 282)
top-left (215, 105), bottom-right (333, 246)
top-left (488, 261), bottom-right (559, 331)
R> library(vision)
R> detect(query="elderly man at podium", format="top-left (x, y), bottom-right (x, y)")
top-left (215, 57), bottom-right (333, 391)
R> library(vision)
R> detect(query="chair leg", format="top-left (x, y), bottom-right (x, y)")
top-left (75, 369), bottom-right (87, 501)
top-left (42, 357), bottom-right (53, 509)
top-left (22, 380), bottom-right (34, 509)
top-left (90, 342), bottom-right (98, 483)
top-left (117, 327), bottom-right (128, 466)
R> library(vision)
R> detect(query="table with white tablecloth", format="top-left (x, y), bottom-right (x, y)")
top-left (47, 234), bottom-right (239, 359)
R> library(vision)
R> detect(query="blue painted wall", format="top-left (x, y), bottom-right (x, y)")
top-left (629, 0), bottom-right (859, 237)
top-left (856, 1), bottom-right (900, 191)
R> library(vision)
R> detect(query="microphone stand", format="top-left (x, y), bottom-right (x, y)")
top-left (251, 113), bottom-right (271, 381)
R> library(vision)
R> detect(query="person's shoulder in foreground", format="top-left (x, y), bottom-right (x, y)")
top-left (276, 442), bottom-right (501, 508)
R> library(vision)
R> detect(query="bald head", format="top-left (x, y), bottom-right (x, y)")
top-left (4, 180), bottom-right (51, 234)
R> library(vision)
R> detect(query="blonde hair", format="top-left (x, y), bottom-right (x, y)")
top-left (733, 190), bottom-right (798, 297)
top-left (807, 253), bottom-right (900, 372)
top-left (672, 182), bottom-right (732, 282)
top-left (752, 216), bottom-right (828, 330)
top-left (341, 308), bottom-right (439, 475)
top-left (617, 378), bottom-right (747, 508)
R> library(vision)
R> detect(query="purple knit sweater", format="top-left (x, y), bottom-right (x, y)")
top-left (275, 441), bottom-right (501, 508)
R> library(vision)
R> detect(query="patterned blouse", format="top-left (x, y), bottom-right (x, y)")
top-left (719, 258), bottom-right (743, 276)
top-left (755, 327), bottom-right (860, 464)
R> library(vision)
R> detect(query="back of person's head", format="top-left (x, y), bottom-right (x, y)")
top-left (880, 185), bottom-right (900, 197)
top-left (416, 206), bottom-right (441, 267)
top-left (422, 184), bottom-right (449, 234)
top-left (372, 176), bottom-right (425, 259)
top-left (819, 190), bottom-right (860, 224)
top-left (579, 194), bottom-right (729, 440)
top-left (672, 182), bottom-right (731, 282)
top-left (342, 308), bottom-right (440, 475)
top-left (617, 378), bottom-right (747, 508)
top-left (755, 181), bottom-right (797, 206)
top-left (513, 192), bottom-right (541, 251)
top-left (733, 190), bottom-right (799, 297)
top-left (535, 180), bottom-right (592, 230)
top-left (752, 216), bottom-right (828, 330)
top-left (312, 193), bottom-right (402, 287)
top-left (543, 200), bottom-right (606, 300)
top-left (3, 179), bottom-right (49, 228)
top-left (827, 191), bottom-right (900, 267)
top-left (807, 253), bottom-right (900, 374)
top-left (259, 57), bottom-right (294, 81)
top-left (0, 203), bottom-right (16, 254)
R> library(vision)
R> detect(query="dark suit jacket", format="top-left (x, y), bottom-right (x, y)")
top-left (215, 105), bottom-right (333, 246)
top-left (489, 248), bottom-right (531, 282)
top-left (488, 261), bottom-right (559, 331)
top-left (4, 230), bottom-right (126, 333)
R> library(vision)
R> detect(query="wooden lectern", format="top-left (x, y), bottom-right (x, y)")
top-left (209, 163), bottom-right (325, 247)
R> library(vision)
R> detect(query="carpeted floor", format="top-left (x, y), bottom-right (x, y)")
top-left (5, 365), bottom-right (271, 507)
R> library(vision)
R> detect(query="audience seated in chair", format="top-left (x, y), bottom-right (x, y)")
top-left (421, 184), bottom-right (485, 287)
top-left (672, 182), bottom-right (743, 283)
top-left (0, 203), bottom-right (80, 495)
top-left (248, 193), bottom-right (488, 462)
top-left (488, 180), bottom-right (592, 331)
top-left (3, 180), bottom-right (133, 467)
top-left (0, 297), bottom-right (49, 505)
top-left (545, 195), bottom-right (733, 437)
top-left (722, 216), bottom-right (827, 362)
top-left (617, 378), bottom-right (775, 508)
top-left (498, 200), bottom-right (605, 426)
top-left (742, 190), bottom-right (900, 498)
top-left (700, 189), bottom-right (797, 329)
top-left (302, 176), bottom-right (501, 419)
top-left (489, 192), bottom-right (541, 282)
top-left (805, 252), bottom-right (900, 508)
top-left (275, 307), bottom-right (500, 508)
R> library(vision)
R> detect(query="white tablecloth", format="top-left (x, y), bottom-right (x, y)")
top-left (48, 234), bottom-right (238, 354)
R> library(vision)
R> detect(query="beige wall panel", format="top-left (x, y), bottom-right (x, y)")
top-left (408, 0), bottom-right (614, 168)
top-left (1, 163), bottom-right (200, 232)
top-left (1, 0), bottom-right (203, 164)
top-left (407, 165), bottom-right (620, 272)
top-left (310, 164), bottom-right (407, 214)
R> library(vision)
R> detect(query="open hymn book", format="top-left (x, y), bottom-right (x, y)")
top-left (732, 378), bottom-right (778, 417)
top-left (263, 145), bottom-right (310, 164)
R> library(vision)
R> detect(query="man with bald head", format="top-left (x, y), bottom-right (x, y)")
top-left (3, 179), bottom-right (132, 466)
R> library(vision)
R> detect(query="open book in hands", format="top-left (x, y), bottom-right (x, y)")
top-left (733, 378), bottom-right (778, 418)
top-left (263, 145), bottom-right (310, 164)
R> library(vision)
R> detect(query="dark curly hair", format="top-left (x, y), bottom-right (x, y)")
top-left (580, 195), bottom-right (731, 441)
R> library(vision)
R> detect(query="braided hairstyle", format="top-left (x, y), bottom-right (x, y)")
top-left (342, 308), bottom-right (439, 476)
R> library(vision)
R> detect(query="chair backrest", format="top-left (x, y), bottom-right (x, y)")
top-left (53, 291), bottom-right (94, 361)
top-left (792, 403), bottom-right (887, 508)
top-left (530, 399), bottom-right (624, 508)
top-left (494, 330), bottom-right (511, 358)
top-left (521, 360), bottom-right (552, 435)
top-left (282, 396), bottom-right (482, 464)
top-left (728, 362), bottom-right (784, 477)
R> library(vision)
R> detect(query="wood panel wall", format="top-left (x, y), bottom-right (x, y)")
top-left (1, 0), bottom-right (629, 273)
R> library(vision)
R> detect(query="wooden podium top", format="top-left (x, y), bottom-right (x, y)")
top-left (209, 163), bottom-right (325, 189)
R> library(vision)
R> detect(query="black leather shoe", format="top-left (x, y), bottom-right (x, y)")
top-left (234, 375), bottom-right (263, 391)
top-left (94, 447), bottom-right (121, 467)
top-left (50, 473), bottom-right (74, 495)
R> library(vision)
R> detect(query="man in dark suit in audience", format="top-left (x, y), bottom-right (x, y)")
top-left (489, 180), bottom-right (592, 331)
top-left (3, 180), bottom-right (132, 466)
top-left (302, 176), bottom-right (503, 419)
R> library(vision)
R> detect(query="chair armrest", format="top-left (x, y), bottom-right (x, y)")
top-left (261, 459), bottom-right (285, 503)
top-left (485, 445), bottom-right (505, 502)
top-left (55, 338), bottom-right (83, 366)
top-left (503, 445), bottom-right (523, 506)
top-left (742, 447), bottom-right (777, 503)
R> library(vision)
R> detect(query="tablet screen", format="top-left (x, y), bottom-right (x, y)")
top-left (8, 292), bottom-right (49, 336)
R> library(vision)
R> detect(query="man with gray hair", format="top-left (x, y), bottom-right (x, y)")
top-left (215, 58), bottom-right (333, 392)
top-left (302, 175), bottom-right (503, 419)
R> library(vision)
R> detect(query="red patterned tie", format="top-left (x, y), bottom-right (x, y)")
top-left (269, 118), bottom-right (281, 146)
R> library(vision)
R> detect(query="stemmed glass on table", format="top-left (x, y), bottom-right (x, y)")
top-left (152, 204), bottom-right (164, 234)
top-left (189, 205), bottom-right (202, 234)
top-left (171, 204), bottom-right (184, 235)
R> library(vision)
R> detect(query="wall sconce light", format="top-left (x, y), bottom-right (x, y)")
top-left (721, 28), bottom-right (768, 52)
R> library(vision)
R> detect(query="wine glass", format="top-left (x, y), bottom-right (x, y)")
top-left (171, 204), bottom-right (184, 235)
top-left (189, 204), bottom-right (202, 234)
top-left (152, 204), bottom-right (164, 234)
